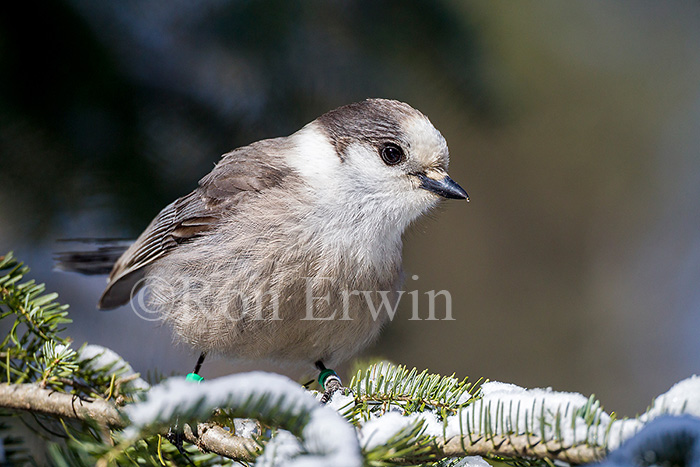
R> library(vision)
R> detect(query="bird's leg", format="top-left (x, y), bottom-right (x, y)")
top-left (186, 352), bottom-right (206, 383)
top-left (163, 352), bottom-right (208, 462)
top-left (315, 360), bottom-right (344, 404)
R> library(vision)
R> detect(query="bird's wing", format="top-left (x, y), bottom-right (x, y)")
top-left (98, 139), bottom-right (292, 309)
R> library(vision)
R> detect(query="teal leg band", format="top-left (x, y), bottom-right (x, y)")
top-left (186, 373), bottom-right (204, 383)
top-left (318, 368), bottom-right (339, 389)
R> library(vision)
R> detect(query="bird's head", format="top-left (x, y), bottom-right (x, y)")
top-left (290, 99), bottom-right (468, 228)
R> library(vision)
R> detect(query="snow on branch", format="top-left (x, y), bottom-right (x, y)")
top-left (125, 372), bottom-right (363, 467)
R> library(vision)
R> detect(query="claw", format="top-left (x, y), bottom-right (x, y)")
top-left (320, 377), bottom-right (343, 404)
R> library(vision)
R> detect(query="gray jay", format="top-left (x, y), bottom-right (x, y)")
top-left (74, 99), bottom-right (467, 397)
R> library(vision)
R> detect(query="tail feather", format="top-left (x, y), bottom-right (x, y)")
top-left (53, 238), bottom-right (132, 276)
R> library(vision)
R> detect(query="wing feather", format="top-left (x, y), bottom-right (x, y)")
top-left (98, 139), bottom-right (293, 309)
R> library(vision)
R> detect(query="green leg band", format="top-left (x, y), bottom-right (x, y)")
top-left (186, 373), bottom-right (204, 383)
top-left (318, 368), bottom-right (340, 390)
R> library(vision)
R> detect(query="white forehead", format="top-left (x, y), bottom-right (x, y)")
top-left (401, 113), bottom-right (449, 170)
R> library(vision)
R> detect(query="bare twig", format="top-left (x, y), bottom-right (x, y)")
top-left (183, 423), bottom-right (261, 461)
top-left (0, 383), bottom-right (125, 427)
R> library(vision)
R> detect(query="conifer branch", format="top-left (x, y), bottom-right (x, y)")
top-left (0, 384), bottom-right (263, 462)
top-left (431, 434), bottom-right (606, 464)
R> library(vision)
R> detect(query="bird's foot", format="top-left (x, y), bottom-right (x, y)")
top-left (165, 426), bottom-right (195, 465)
top-left (320, 375), bottom-right (344, 404)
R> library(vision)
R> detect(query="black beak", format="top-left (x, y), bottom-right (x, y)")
top-left (417, 173), bottom-right (469, 200)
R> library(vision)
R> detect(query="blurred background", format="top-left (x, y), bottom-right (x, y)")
top-left (1, 0), bottom-right (699, 417)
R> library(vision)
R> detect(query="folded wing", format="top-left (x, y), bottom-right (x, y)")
top-left (99, 140), bottom-right (292, 309)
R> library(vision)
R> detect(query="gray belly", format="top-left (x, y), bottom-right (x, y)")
top-left (146, 249), bottom-right (402, 368)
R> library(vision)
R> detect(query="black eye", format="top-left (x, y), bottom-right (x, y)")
top-left (380, 143), bottom-right (404, 166)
